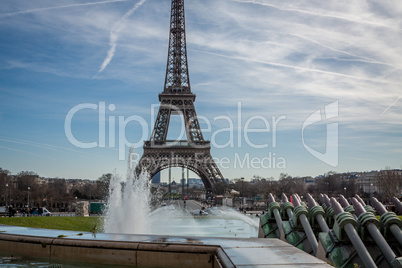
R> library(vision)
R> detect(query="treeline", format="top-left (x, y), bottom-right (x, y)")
top-left (214, 172), bottom-right (356, 199)
top-left (1, 167), bottom-right (400, 208)
top-left (0, 168), bottom-right (111, 209)
top-left (217, 171), bottom-right (401, 203)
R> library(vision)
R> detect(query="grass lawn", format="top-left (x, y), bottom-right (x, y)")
top-left (0, 216), bottom-right (104, 232)
top-left (376, 215), bottom-right (402, 220)
top-left (0, 215), bottom-right (400, 233)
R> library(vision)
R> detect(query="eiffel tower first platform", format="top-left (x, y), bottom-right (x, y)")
top-left (136, 0), bottom-right (225, 193)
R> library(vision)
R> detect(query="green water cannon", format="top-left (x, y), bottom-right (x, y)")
top-left (267, 193), bottom-right (281, 220)
top-left (393, 197), bottom-right (402, 215)
top-left (320, 194), bottom-right (335, 228)
top-left (294, 193), bottom-right (307, 207)
top-left (269, 193), bottom-right (284, 239)
top-left (339, 195), bottom-right (358, 220)
top-left (315, 197), bottom-right (376, 267)
top-left (280, 193), bottom-right (294, 220)
top-left (307, 194), bottom-right (329, 233)
top-left (279, 193), bottom-right (314, 254)
top-left (352, 198), bottom-right (402, 268)
top-left (371, 197), bottom-right (402, 246)
top-left (354, 194), bottom-right (376, 215)
top-left (331, 197), bottom-right (377, 268)
top-left (259, 193), bottom-right (282, 238)
top-left (319, 194), bottom-right (328, 211)
top-left (292, 194), bottom-right (318, 256)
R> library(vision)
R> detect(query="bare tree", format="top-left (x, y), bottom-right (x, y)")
top-left (96, 173), bottom-right (112, 200)
top-left (376, 169), bottom-right (401, 203)
top-left (315, 172), bottom-right (342, 197)
top-left (274, 173), bottom-right (305, 197)
top-left (47, 178), bottom-right (68, 207)
top-left (213, 181), bottom-right (229, 195)
top-left (0, 168), bottom-right (11, 205)
top-left (14, 171), bottom-right (40, 207)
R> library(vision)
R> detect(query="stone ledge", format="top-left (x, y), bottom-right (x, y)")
top-left (0, 232), bottom-right (232, 268)
top-left (0, 226), bottom-right (330, 267)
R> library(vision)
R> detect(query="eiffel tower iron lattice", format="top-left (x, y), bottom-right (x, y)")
top-left (136, 0), bottom-right (225, 192)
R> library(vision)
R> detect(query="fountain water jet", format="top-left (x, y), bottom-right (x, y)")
top-left (103, 147), bottom-right (151, 234)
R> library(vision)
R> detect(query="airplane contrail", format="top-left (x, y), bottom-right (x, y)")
top-left (0, 0), bottom-right (130, 18)
top-left (99, 0), bottom-right (147, 73)
top-left (0, 144), bottom-right (41, 156)
top-left (287, 33), bottom-right (402, 71)
top-left (232, 0), bottom-right (396, 30)
top-left (380, 97), bottom-right (401, 117)
top-left (192, 48), bottom-right (394, 85)
top-left (0, 136), bottom-right (108, 158)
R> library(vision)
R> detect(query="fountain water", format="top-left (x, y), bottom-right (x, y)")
top-left (103, 147), bottom-right (151, 234)
top-left (103, 147), bottom-right (258, 238)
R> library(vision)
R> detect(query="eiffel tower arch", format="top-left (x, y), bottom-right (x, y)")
top-left (136, 0), bottom-right (225, 193)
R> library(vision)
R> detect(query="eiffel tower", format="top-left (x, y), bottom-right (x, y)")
top-left (136, 0), bottom-right (225, 193)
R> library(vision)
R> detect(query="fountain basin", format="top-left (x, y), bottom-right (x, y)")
top-left (0, 225), bottom-right (330, 267)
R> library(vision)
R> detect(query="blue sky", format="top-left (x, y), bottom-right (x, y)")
top-left (0, 0), bottom-right (401, 181)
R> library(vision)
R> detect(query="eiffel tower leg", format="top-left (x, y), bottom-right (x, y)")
top-left (183, 108), bottom-right (204, 143)
top-left (151, 108), bottom-right (171, 142)
top-left (197, 153), bottom-right (225, 184)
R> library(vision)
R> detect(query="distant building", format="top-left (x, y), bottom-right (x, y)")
top-left (303, 177), bottom-right (315, 189)
top-left (151, 172), bottom-right (161, 184)
top-left (188, 178), bottom-right (204, 188)
top-left (356, 171), bottom-right (378, 194)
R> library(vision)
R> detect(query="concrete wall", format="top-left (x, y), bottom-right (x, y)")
top-left (0, 233), bottom-right (233, 268)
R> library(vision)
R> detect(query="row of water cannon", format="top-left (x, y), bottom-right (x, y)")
top-left (259, 193), bottom-right (402, 268)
